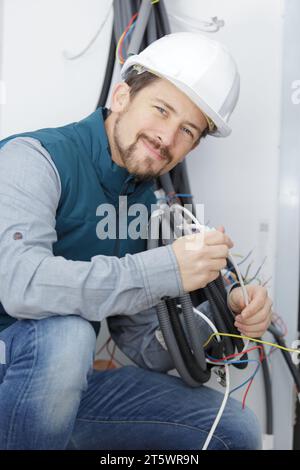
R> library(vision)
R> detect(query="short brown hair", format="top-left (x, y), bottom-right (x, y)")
top-left (124, 67), bottom-right (160, 99)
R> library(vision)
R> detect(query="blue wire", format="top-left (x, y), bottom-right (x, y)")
top-left (173, 193), bottom-right (193, 198)
top-left (123, 21), bottom-right (137, 43)
top-left (229, 363), bottom-right (261, 395)
top-left (206, 355), bottom-right (259, 366)
top-left (206, 355), bottom-right (262, 395)
top-left (223, 270), bottom-right (236, 284)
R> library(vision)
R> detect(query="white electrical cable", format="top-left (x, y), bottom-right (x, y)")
top-left (183, 304), bottom-right (230, 448)
top-left (202, 362), bottom-right (230, 450)
top-left (176, 299), bottom-right (230, 450)
top-left (192, 306), bottom-right (230, 449)
top-left (63, 2), bottom-right (113, 60)
top-left (168, 202), bottom-right (251, 450)
top-left (227, 253), bottom-right (249, 307)
top-left (171, 202), bottom-right (250, 353)
top-left (192, 308), bottom-right (232, 365)
top-left (193, 307), bottom-right (221, 343)
top-left (168, 12), bottom-right (225, 33)
top-left (193, 307), bottom-right (225, 366)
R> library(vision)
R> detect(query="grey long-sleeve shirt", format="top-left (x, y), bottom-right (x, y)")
top-left (0, 136), bottom-right (188, 371)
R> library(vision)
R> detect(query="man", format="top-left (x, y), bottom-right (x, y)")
top-left (0, 32), bottom-right (272, 450)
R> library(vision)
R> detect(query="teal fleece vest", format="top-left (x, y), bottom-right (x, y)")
top-left (0, 108), bottom-right (156, 333)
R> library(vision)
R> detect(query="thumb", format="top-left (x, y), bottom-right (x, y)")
top-left (229, 287), bottom-right (245, 313)
top-left (216, 225), bottom-right (225, 233)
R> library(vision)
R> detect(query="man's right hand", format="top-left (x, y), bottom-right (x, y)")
top-left (172, 226), bottom-right (234, 293)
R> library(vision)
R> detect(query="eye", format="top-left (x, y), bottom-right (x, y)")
top-left (181, 126), bottom-right (194, 138)
top-left (154, 106), bottom-right (167, 116)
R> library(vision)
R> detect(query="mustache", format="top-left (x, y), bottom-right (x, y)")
top-left (138, 134), bottom-right (172, 163)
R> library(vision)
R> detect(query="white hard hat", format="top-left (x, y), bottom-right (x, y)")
top-left (121, 32), bottom-right (240, 137)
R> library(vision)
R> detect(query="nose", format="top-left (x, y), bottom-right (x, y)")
top-left (156, 124), bottom-right (177, 148)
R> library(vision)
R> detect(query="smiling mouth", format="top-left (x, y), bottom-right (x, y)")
top-left (141, 138), bottom-right (166, 161)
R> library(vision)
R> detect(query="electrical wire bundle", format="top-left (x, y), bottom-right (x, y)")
top-left (97, 0), bottom-right (170, 106)
top-left (148, 185), bottom-right (300, 449)
top-left (148, 184), bottom-right (250, 386)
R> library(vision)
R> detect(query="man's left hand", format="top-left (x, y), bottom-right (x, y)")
top-left (228, 285), bottom-right (273, 338)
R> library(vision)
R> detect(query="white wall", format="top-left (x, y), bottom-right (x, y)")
top-left (0, 0), bottom-right (113, 137)
top-left (167, 0), bottom-right (283, 299)
top-left (1, 0), bottom-right (299, 450)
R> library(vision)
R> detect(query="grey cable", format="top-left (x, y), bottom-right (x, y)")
top-left (157, 0), bottom-right (171, 34)
top-left (127, 0), bottom-right (152, 56)
top-left (146, 7), bottom-right (158, 44)
top-left (170, 208), bottom-right (211, 370)
top-left (159, 172), bottom-right (175, 196)
top-left (156, 301), bottom-right (202, 387)
top-left (161, 210), bottom-right (209, 378)
top-left (148, 208), bottom-right (204, 386)
top-left (119, 0), bottom-right (134, 33)
top-left (178, 293), bottom-right (208, 371)
top-left (113, 0), bottom-right (123, 42)
top-left (260, 344), bottom-right (273, 436)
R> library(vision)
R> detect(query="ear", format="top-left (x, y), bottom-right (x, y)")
top-left (110, 82), bottom-right (131, 113)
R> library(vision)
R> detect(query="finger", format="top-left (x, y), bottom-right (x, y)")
top-left (223, 234), bottom-right (233, 249)
top-left (205, 231), bottom-right (234, 249)
top-left (235, 323), bottom-right (269, 338)
top-left (235, 313), bottom-right (272, 336)
top-left (207, 270), bottom-right (220, 283)
top-left (205, 244), bottom-right (229, 260)
top-left (206, 258), bottom-right (227, 272)
top-left (240, 290), bottom-right (269, 320)
top-left (237, 329), bottom-right (266, 339)
top-left (235, 318), bottom-right (271, 334)
top-left (235, 299), bottom-right (273, 326)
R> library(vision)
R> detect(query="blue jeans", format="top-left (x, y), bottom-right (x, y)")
top-left (0, 316), bottom-right (262, 450)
